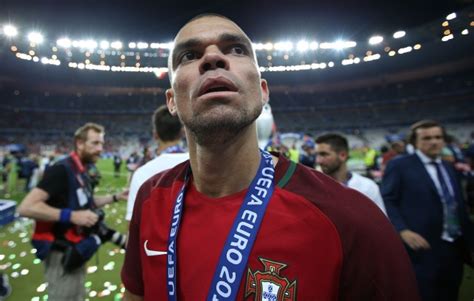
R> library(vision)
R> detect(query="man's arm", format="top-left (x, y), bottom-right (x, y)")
top-left (123, 290), bottom-right (143, 301)
top-left (381, 159), bottom-right (430, 250)
top-left (18, 188), bottom-right (99, 227)
top-left (93, 189), bottom-right (128, 207)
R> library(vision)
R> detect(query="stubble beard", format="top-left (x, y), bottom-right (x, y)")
top-left (185, 104), bottom-right (262, 147)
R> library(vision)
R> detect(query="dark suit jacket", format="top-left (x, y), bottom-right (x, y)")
top-left (381, 153), bottom-right (474, 257)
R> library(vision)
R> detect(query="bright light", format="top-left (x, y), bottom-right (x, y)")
top-left (446, 13), bottom-right (456, 20)
top-left (413, 44), bottom-right (422, 50)
top-left (100, 40), bottom-right (110, 49)
top-left (309, 41), bottom-right (318, 50)
top-left (442, 21), bottom-right (449, 27)
top-left (57, 38), bottom-right (71, 48)
top-left (320, 40), bottom-right (356, 50)
top-left (111, 41), bottom-right (122, 49)
top-left (441, 34), bottom-right (454, 42)
top-left (393, 31), bottom-right (406, 39)
top-left (398, 46), bottom-right (413, 54)
top-left (28, 32), bottom-right (44, 44)
top-left (328, 61), bottom-right (334, 67)
top-left (461, 29), bottom-right (469, 35)
top-left (296, 40), bottom-right (309, 52)
top-left (368, 35), bottom-right (383, 45)
top-left (3, 24), bottom-right (18, 37)
top-left (388, 50), bottom-right (396, 56)
top-left (129, 42), bottom-right (136, 49)
top-left (137, 42), bottom-right (149, 49)
top-left (274, 41), bottom-right (293, 51)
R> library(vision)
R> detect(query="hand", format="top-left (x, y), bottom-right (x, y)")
top-left (114, 189), bottom-right (129, 202)
top-left (70, 209), bottom-right (99, 227)
top-left (400, 230), bottom-right (431, 251)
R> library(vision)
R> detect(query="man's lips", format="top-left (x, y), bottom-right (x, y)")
top-left (197, 77), bottom-right (238, 97)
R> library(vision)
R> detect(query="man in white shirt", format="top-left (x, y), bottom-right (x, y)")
top-left (315, 133), bottom-right (387, 215)
top-left (125, 105), bottom-right (188, 221)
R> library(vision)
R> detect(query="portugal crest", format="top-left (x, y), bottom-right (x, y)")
top-left (245, 258), bottom-right (297, 301)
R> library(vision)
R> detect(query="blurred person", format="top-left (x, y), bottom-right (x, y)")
top-left (126, 105), bottom-right (188, 223)
top-left (299, 139), bottom-right (317, 168)
top-left (139, 146), bottom-right (153, 167)
top-left (122, 14), bottom-right (418, 301)
top-left (18, 123), bottom-right (128, 301)
top-left (381, 120), bottom-right (474, 301)
top-left (382, 140), bottom-right (406, 167)
top-left (113, 152), bottom-right (123, 178)
top-left (316, 133), bottom-right (387, 215)
top-left (0, 273), bottom-right (11, 300)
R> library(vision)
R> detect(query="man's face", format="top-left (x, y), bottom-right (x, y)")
top-left (415, 126), bottom-right (445, 159)
top-left (316, 143), bottom-right (345, 176)
top-left (166, 16), bottom-right (269, 146)
top-left (77, 130), bottom-right (104, 164)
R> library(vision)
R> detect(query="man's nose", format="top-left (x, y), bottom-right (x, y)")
top-left (199, 46), bottom-right (230, 73)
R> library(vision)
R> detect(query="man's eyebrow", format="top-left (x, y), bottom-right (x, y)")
top-left (171, 33), bottom-right (254, 68)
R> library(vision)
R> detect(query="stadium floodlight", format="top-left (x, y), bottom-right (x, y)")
top-left (309, 41), bottom-right (318, 50)
top-left (3, 24), bottom-right (18, 37)
top-left (263, 42), bottom-right (273, 51)
top-left (274, 41), bottom-right (293, 51)
top-left (441, 34), bottom-right (454, 42)
top-left (368, 35), bottom-right (384, 45)
top-left (296, 40), bottom-right (309, 52)
top-left (111, 41), bottom-right (123, 49)
top-left (129, 42), bottom-right (137, 49)
top-left (320, 40), bottom-right (356, 50)
top-left (137, 42), bottom-right (149, 49)
top-left (446, 13), bottom-right (456, 20)
top-left (100, 40), bottom-right (110, 49)
top-left (28, 32), bottom-right (44, 44)
top-left (57, 38), bottom-right (72, 48)
top-left (393, 31), bottom-right (406, 39)
top-left (398, 46), bottom-right (413, 54)
top-left (461, 29), bottom-right (469, 35)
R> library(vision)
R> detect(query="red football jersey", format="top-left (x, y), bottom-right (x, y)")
top-left (122, 155), bottom-right (419, 301)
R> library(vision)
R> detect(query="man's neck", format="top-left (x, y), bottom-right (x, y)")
top-left (332, 165), bottom-right (349, 183)
top-left (156, 139), bottom-right (182, 155)
top-left (187, 127), bottom-right (266, 198)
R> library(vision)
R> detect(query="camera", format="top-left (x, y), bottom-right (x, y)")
top-left (84, 208), bottom-right (127, 249)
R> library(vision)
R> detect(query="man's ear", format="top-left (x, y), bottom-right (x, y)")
top-left (340, 151), bottom-right (349, 162)
top-left (261, 79), bottom-right (270, 105)
top-left (166, 88), bottom-right (177, 116)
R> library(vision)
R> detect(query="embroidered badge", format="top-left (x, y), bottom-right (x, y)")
top-left (245, 258), bottom-right (297, 301)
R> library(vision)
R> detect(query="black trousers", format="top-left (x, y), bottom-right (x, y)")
top-left (411, 239), bottom-right (464, 301)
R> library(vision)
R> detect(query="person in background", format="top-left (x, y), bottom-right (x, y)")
top-left (126, 105), bottom-right (188, 223)
top-left (316, 133), bottom-right (387, 215)
top-left (18, 123), bottom-right (128, 301)
top-left (381, 120), bottom-right (474, 301)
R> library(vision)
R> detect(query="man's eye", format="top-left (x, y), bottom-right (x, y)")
top-left (229, 45), bottom-right (246, 55)
top-left (179, 51), bottom-right (198, 63)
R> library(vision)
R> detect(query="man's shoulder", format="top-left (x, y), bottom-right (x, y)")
top-left (349, 172), bottom-right (377, 187)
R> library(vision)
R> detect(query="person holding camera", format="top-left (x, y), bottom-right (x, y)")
top-left (18, 122), bottom-right (127, 301)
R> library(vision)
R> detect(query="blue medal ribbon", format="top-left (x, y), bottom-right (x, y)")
top-left (167, 150), bottom-right (275, 301)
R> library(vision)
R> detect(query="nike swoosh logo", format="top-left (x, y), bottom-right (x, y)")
top-left (144, 240), bottom-right (167, 256)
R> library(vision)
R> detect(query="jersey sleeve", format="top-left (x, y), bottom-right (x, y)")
top-left (37, 165), bottom-right (68, 200)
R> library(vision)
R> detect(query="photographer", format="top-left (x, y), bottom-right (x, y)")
top-left (18, 123), bottom-right (127, 301)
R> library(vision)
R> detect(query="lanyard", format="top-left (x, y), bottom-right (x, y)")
top-left (167, 150), bottom-right (275, 301)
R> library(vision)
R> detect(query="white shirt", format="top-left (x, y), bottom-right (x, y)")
top-left (125, 153), bottom-right (189, 221)
top-left (347, 172), bottom-right (387, 216)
